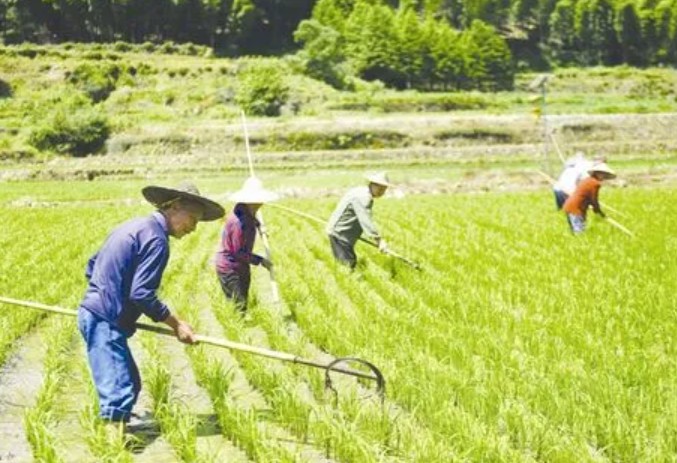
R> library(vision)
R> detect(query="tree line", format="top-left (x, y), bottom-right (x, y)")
top-left (294, 0), bottom-right (513, 90)
top-left (2, 0), bottom-right (677, 88)
top-left (0, 0), bottom-right (315, 54)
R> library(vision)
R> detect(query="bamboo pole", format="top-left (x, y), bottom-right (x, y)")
top-left (548, 132), bottom-right (566, 164)
top-left (0, 296), bottom-right (381, 382)
top-left (605, 217), bottom-right (635, 238)
top-left (240, 110), bottom-right (279, 301)
top-left (256, 212), bottom-right (280, 303)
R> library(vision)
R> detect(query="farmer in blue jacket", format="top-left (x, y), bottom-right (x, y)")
top-left (77, 181), bottom-right (224, 440)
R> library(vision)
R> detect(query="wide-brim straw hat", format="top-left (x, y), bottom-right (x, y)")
top-left (588, 162), bottom-right (617, 179)
top-left (228, 177), bottom-right (279, 204)
top-left (365, 171), bottom-right (391, 187)
top-left (142, 181), bottom-right (225, 221)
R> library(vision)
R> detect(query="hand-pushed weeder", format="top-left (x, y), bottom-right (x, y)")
top-left (0, 296), bottom-right (386, 397)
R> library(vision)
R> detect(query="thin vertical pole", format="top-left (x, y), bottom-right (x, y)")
top-left (241, 110), bottom-right (255, 178)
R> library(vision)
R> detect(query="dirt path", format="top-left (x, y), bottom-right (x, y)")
top-left (197, 298), bottom-right (333, 462)
top-left (49, 343), bottom-right (97, 462)
top-left (0, 326), bottom-right (47, 462)
top-left (129, 335), bottom-right (179, 463)
top-left (157, 333), bottom-right (249, 463)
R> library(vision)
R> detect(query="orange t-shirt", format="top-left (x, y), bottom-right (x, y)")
top-left (563, 177), bottom-right (601, 217)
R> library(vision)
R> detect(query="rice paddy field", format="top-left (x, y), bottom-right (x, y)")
top-left (1, 45), bottom-right (677, 463)
top-left (0, 171), bottom-right (675, 462)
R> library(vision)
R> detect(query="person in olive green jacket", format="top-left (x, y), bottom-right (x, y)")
top-left (326, 172), bottom-right (390, 269)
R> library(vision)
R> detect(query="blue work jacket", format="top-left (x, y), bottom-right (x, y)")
top-left (79, 211), bottom-right (171, 335)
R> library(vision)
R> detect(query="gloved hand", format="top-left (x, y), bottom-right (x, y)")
top-left (261, 258), bottom-right (274, 271)
top-left (378, 239), bottom-right (388, 253)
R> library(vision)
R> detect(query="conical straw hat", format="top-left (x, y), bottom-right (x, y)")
top-left (142, 181), bottom-right (225, 221)
top-left (588, 162), bottom-right (616, 179)
top-left (365, 171), bottom-right (391, 187)
top-left (228, 177), bottom-right (279, 203)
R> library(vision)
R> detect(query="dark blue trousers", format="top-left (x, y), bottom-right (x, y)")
top-left (78, 308), bottom-right (140, 422)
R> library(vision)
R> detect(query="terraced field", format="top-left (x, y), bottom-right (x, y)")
top-left (0, 178), bottom-right (675, 462)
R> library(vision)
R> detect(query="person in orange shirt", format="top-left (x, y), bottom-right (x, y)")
top-left (562, 163), bottom-right (616, 234)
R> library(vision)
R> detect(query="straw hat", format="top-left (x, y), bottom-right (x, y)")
top-left (228, 177), bottom-right (279, 204)
top-left (588, 162), bottom-right (616, 179)
top-left (365, 171), bottom-right (391, 187)
top-left (142, 181), bottom-right (225, 221)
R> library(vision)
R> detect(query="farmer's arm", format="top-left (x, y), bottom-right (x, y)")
top-left (129, 238), bottom-right (171, 322)
top-left (590, 183), bottom-right (605, 217)
top-left (228, 221), bottom-right (263, 265)
top-left (84, 252), bottom-right (98, 280)
top-left (351, 196), bottom-right (380, 241)
top-left (130, 239), bottom-right (195, 343)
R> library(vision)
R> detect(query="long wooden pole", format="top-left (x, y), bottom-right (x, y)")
top-left (548, 132), bottom-right (566, 164)
top-left (605, 217), bottom-right (635, 238)
top-left (240, 110), bottom-right (279, 300)
top-left (0, 296), bottom-right (380, 382)
top-left (241, 110), bottom-right (255, 178)
top-left (256, 212), bottom-right (280, 302)
top-left (268, 203), bottom-right (421, 269)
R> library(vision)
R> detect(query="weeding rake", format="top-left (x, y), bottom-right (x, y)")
top-left (0, 295), bottom-right (386, 397)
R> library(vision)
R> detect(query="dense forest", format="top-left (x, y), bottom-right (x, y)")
top-left (1, 0), bottom-right (677, 90)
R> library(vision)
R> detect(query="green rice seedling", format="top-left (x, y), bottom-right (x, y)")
top-left (79, 406), bottom-right (133, 463)
top-left (23, 318), bottom-right (78, 462)
top-left (140, 333), bottom-right (200, 462)
top-left (23, 409), bottom-right (62, 463)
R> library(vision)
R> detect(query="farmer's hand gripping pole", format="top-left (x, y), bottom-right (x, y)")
top-left (0, 296), bottom-right (385, 396)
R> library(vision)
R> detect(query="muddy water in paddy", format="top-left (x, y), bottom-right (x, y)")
top-left (0, 326), bottom-right (48, 461)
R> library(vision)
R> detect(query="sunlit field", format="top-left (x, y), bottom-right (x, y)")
top-left (1, 179), bottom-right (674, 461)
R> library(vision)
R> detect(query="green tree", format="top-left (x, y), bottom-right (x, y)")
top-left (431, 20), bottom-right (466, 89)
top-left (462, 19), bottom-right (514, 90)
top-left (615, 1), bottom-right (645, 65)
top-left (653, 0), bottom-right (677, 63)
top-left (575, 0), bottom-right (622, 65)
top-left (344, 1), bottom-right (404, 87)
top-left (547, 0), bottom-right (578, 65)
top-left (312, 0), bottom-right (356, 32)
top-left (394, 7), bottom-right (426, 88)
top-left (294, 18), bottom-right (349, 88)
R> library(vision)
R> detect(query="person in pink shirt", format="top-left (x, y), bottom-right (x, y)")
top-left (215, 177), bottom-right (278, 312)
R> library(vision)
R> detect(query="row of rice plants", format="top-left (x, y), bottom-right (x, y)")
top-left (138, 331), bottom-right (201, 461)
top-left (206, 282), bottom-right (391, 463)
top-left (22, 317), bottom-right (76, 463)
top-left (379, 190), bottom-right (677, 459)
top-left (265, 188), bottom-right (677, 461)
top-left (167, 225), bottom-right (400, 461)
top-left (246, 268), bottom-right (453, 462)
top-left (273, 219), bottom-right (519, 461)
top-left (160, 228), bottom-right (298, 462)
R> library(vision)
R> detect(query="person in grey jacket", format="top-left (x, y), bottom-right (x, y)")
top-left (326, 172), bottom-right (390, 269)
